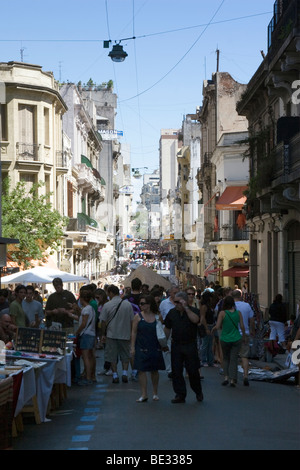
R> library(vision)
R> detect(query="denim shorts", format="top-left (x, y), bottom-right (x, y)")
top-left (79, 334), bottom-right (95, 350)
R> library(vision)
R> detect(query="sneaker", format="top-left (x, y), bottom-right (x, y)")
top-left (122, 375), bottom-right (128, 383)
top-left (97, 369), bottom-right (109, 375)
top-left (105, 369), bottom-right (113, 376)
top-left (112, 377), bottom-right (119, 384)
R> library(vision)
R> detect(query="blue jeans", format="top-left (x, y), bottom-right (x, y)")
top-left (200, 326), bottom-right (214, 365)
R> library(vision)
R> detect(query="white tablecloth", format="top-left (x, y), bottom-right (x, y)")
top-left (9, 351), bottom-right (73, 422)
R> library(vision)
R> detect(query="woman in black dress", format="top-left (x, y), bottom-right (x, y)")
top-left (130, 294), bottom-right (165, 402)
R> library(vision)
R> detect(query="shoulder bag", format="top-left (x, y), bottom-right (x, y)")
top-left (104, 299), bottom-right (123, 335)
top-left (225, 310), bottom-right (240, 332)
top-left (155, 315), bottom-right (168, 348)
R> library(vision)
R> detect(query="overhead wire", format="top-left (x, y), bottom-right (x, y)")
top-left (119, 0), bottom-right (227, 102)
top-left (0, 11), bottom-right (271, 44)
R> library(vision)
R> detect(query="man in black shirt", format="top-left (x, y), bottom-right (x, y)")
top-left (45, 278), bottom-right (76, 332)
top-left (164, 291), bottom-right (203, 403)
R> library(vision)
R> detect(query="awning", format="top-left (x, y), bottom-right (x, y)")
top-left (203, 261), bottom-right (214, 276)
top-left (206, 267), bottom-right (221, 275)
top-left (216, 186), bottom-right (247, 210)
top-left (222, 266), bottom-right (249, 277)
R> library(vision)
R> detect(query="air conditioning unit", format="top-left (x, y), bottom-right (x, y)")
top-left (66, 238), bottom-right (73, 249)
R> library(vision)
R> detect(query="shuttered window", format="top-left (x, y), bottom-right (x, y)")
top-left (0, 104), bottom-right (7, 140)
top-left (18, 104), bottom-right (35, 143)
top-left (67, 181), bottom-right (73, 218)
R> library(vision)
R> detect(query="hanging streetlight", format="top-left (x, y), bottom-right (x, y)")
top-left (132, 167), bottom-right (148, 179)
top-left (108, 43), bottom-right (128, 62)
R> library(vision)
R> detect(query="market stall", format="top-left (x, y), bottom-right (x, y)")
top-left (0, 327), bottom-right (73, 435)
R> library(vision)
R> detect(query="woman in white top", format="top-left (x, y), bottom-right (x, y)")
top-left (75, 290), bottom-right (95, 385)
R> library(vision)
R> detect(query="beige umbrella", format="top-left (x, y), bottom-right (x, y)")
top-left (123, 265), bottom-right (172, 291)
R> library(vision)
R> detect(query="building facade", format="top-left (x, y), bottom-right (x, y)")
top-left (0, 61), bottom-right (67, 268)
top-left (237, 0), bottom-right (300, 316)
top-left (60, 83), bottom-right (108, 279)
top-left (196, 72), bottom-right (249, 288)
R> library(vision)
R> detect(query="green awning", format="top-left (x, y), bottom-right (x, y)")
top-left (81, 155), bottom-right (93, 168)
top-left (78, 212), bottom-right (98, 228)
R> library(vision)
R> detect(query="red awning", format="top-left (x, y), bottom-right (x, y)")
top-left (203, 262), bottom-right (214, 276)
top-left (206, 268), bottom-right (221, 275)
top-left (222, 266), bottom-right (249, 278)
top-left (216, 186), bottom-right (247, 210)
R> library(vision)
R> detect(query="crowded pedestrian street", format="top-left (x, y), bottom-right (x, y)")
top-left (0, 0), bottom-right (300, 455)
top-left (11, 346), bottom-right (300, 452)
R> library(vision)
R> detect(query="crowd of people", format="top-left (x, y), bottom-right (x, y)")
top-left (0, 274), bottom-right (299, 400)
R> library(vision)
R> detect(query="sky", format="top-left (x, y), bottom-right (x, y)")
top-left (1, 0), bottom-right (275, 205)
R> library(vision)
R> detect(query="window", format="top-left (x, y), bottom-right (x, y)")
top-left (0, 104), bottom-right (7, 141)
top-left (45, 174), bottom-right (50, 202)
top-left (19, 104), bottom-right (35, 143)
top-left (20, 173), bottom-right (37, 193)
top-left (44, 107), bottom-right (50, 145)
top-left (67, 181), bottom-right (73, 218)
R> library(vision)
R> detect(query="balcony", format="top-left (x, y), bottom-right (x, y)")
top-left (77, 163), bottom-right (105, 199)
top-left (16, 142), bottom-right (40, 161)
top-left (66, 215), bottom-right (107, 246)
top-left (78, 212), bottom-right (98, 228)
top-left (268, 0), bottom-right (300, 63)
top-left (56, 150), bottom-right (68, 168)
top-left (66, 216), bottom-right (87, 233)
top-left (213, 224), bottom-right (249, 242)
top-left (272, 132), bottom-right (300, 183)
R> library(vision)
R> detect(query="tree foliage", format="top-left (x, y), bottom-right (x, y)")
top-left (2, 179), bottom-right (68, 268)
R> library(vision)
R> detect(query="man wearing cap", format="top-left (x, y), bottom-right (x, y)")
top-left (45, 278), bottom-right (77, 333)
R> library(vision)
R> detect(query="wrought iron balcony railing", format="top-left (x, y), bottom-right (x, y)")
top-left (16, 142), bottom-right (40, 161)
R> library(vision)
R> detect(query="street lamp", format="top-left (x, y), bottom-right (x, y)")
top-left (243, 250), bottom-right (249, 263)
top-left (132, 167), bottom-right (148, 179)
top-left (108, 43), bottom-right (128, 62)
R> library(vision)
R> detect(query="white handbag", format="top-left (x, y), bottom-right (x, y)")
top-left (155, 315), bottom-right (168, 348)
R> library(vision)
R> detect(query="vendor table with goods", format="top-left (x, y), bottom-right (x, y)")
top-left (0, 337), bottom-right (74, 448)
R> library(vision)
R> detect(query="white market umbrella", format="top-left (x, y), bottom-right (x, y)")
top-left (0, 266), bottom-right (88, 284)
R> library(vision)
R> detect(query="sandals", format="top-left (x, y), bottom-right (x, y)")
top-left (153, 395), bottom-right (159, 401)
top-left (136, 396), bottom-right (148, 403)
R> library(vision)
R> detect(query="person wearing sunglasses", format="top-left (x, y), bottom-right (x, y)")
top-left (164, 292), bottom-right (203, 404)
top-left (130, 295), bottom-right (166, 402)
top-left (185, 287), bottom-right (200, 310)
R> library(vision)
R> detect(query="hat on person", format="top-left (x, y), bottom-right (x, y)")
top-left (52, 277), bottom-right (63, 286)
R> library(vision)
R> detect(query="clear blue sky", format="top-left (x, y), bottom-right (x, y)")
top-left (1, 0), bottom-right (275, 203)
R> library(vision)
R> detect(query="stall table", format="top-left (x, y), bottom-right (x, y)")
top-left (3, 350), bottom-right (73, 423)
